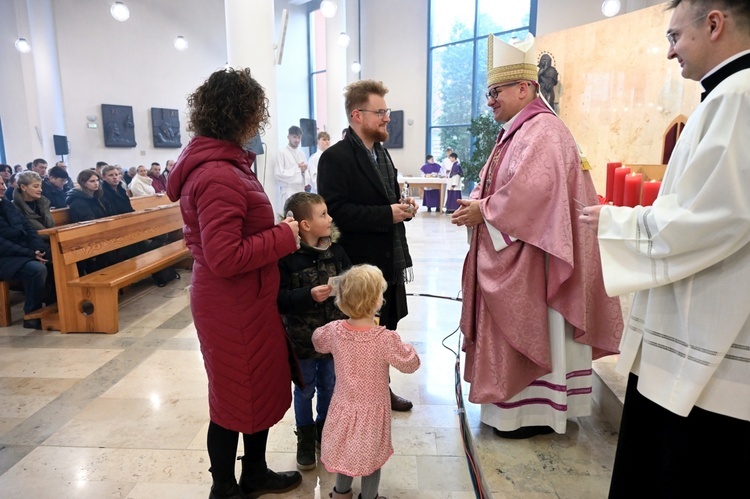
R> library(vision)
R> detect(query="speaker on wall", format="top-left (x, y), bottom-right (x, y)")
top-left (383, 110), bottom-right (404, 149)
top-left (53, 134), bottom-right (69, 155)
top-left (299, 118), bottom-right (317, 147)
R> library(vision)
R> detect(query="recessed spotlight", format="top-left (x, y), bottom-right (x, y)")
top-left (111, 2), bottom-right (130, 22)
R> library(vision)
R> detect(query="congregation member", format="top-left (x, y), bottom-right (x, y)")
top-left (67, 170), bottom-right (107, 223)
top-left (163, 159), bottom-right (174, 182)
top-left (0, 164), bottom-right (12, 185)
top-left (275, 125), bottom-right (309, 207)
top-left (5, 174), bottom-right (18, 202)
top-left (580, 1), bottom-right (750, 496)
top-left (452, 34), bottom-right (622, 439)
top-left (149, 162), bottom-right (167, 193)
top-left (129, 165), bottom-right (156, 197)
top-left (318, 79), bottom-right (418, 412)
top-left (419, 155), bottom-right (441, 212)
top-left (30, 158), bottom-right (48, 178)
top-left (13, 171), bottom-right (54, 241)
top-left (0, 179), bottom-right (50, 329)
top-left (123, 166), bottom-right (136, 185)
top-left (100, 165), bottom-right (134, 216)
top-left (167, 67), bottom-right (302, 499)
top-left (277, 192), bottom-right (351, 471)
top-left (42, 166), bottom-right (70, 209)
top-left (306, 131), bottom-right (330, 194)
top-left (95, 161), bottom-right (107, 176)
top-left (53, 161), bottom-right (74, 191)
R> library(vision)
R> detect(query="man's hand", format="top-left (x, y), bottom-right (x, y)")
top-left (579, 205), bottom-right (604, 232)
top-left (391, 203), bottom-right (415, 223)
top-left (34, 250), bottom-right (48, 263)
top-left (298, 162), bottom-right (308, 173)
top-left (311, 284), bottom-right (333, 303)
top-left (451, 199), bottom-right (483, 227)
top-left (403, 196), bottom-right (419, 214)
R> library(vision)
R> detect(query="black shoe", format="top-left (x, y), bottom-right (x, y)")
top-left (295, 424), bottom-right (316, 470)
top-left (390, 389), bottom-right (413, 412)
top-left (209, 480), bottom-right (247, 499)
top-left (240, 468), bottom-right (302, 498)
top-left (493, 426), bottom-right (555, 439)
top-left (23, 319), bottom-right (41, 330)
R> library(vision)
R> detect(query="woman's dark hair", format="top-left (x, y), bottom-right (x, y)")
top-left (187, 67), bottom-right (270, 145)
top-left (0, 164), bottom-right (11, 174)
top-left (77, 169), bottom-right (103, 199)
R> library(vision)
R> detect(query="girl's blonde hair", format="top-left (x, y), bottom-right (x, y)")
top-left (335, 264), bottom-right (387, 320)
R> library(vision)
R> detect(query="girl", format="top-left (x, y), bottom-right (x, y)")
top-left (312, 264), bottom-right (420, 499)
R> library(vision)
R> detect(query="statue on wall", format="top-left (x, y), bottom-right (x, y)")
top-left (151, 108), bottom-right (182, 148)
top-left (102, 104), bottom-right (137, 147)
top-left (537, 52), bottom-right (560, 114)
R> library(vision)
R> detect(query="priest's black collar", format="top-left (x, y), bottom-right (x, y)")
top-left (700, 51), bottom-right (750, 101)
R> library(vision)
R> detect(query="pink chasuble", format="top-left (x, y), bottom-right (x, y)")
top-left (460, 98), bottom-right (622, 404)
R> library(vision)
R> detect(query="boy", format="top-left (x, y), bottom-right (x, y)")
top-left (277, 192), bottom-right (351, 471)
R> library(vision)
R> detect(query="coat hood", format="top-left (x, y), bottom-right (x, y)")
top-left (299, 223), bottom-right (341, 253)
top-left (167, 136), bottom-right (257, 201)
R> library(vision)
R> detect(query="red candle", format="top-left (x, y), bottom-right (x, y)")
top-left (641, 180), bottom-right (661, 206)
top-left (612, 167), bottom-right (631, 206)
top-left (623, 173), bottom-right (643, 207)
top-left (606, 162), bottom-right (621, 202)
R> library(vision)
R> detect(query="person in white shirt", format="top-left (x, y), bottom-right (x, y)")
top-left (440, 147), bottom-right (454, 176)
top-left (581, 1), bottom-right (750, 496)
top-left (275, 126), bottom-right (309, 207)
top-left (129, 164), bottom-right (156, 197)
top-left (306, 131), bottom-right (331, 194)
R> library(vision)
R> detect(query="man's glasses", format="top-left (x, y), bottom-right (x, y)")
top-left (356, 108), bottom-right (391, 119)
top-left (666, 14), bottom-right (707, 46)
top-left (485, 81), bottom-right (521, 100)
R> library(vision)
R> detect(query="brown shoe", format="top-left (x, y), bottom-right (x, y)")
top-left (390, 388), bottom-right (412, 411)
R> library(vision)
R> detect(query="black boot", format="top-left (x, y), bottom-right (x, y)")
top-left (315, 419), bottom-right (325, 452)
top-left (239, 456), bottom-right (302, 498)
top-left (295, 424), bottom-right (316, 470)
top-left (208, 476), bottom-right (247, 499)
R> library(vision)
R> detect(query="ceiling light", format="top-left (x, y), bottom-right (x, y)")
top-left (337, 32), bottom-right (350, 47)
top-left (174, 36), bottom-right (188, 51)
top-left (15, 38), bottom-right (31, 53)
top-left (111, 2), bottom-right (130, 22)
top-left (601, 0), bottom-right (621, 17)
top-left (351, 61), bottom-right (361, 73)
top-left (320, 0), bottom-right (337, 18)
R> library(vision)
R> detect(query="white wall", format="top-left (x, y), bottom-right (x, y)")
top-left (536, 0), bottom-right (665, 36)
top-left (359, 0), bottom-right (428, 176)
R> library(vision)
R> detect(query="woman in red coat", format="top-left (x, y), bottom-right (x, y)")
top-left (167, 68), bottom-right (301, 499)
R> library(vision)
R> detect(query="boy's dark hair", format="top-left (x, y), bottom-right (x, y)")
top-left (284, 192), bottom-right (325, 222)
top-left (48, 166), bottom-right (69, 180)
top-left (449, 153), bottom-right (458, 160)
top-left (288, 126), bottom-right (303, 136)
top-left (425, 155), bottom-right (434, 161)
top-left (32, 158), bottom-right (47, 167)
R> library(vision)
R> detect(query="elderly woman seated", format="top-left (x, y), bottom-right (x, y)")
top-left (13, 171), bottom-right (55, 241)
top-left (0, 179), bottom-right (52, 329)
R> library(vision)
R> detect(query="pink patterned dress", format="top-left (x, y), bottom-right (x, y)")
top-left (312, 320), bottom-right (420, 476)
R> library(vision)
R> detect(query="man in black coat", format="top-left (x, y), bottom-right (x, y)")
top-left (318, 79), bottom-right (418, 411)
top-left (0, 180), bottom-right (50, 329)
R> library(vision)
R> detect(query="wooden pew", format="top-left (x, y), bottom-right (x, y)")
top-left (50, 193), bottom-right (173, 227)
top-left (39, 203), bottom-right (189, 333)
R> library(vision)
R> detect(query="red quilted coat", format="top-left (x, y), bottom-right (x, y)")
top-left (167, 136), bottom-right (297, 433)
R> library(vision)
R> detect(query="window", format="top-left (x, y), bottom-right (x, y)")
top-left (428, 0), bottom-right (536, 164)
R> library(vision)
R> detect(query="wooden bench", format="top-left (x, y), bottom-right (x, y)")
top-left (39, 202), bottom-right (189, 333)
top-left (50, 193), bottom-right (173, 226)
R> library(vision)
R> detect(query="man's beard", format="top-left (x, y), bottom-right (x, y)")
top-left (362, 122), bottom-right (389, 143)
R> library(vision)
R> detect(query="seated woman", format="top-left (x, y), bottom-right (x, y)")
top-left (100, 165), bottom-right (134, 216)
top-left (128, 165), bottom-right (156, 197)
top-left (0, 179), bottom-right (51, 329)
top-left (420, 155), bottom-right (441, 212)
top-left (13, 171), bottom-right (55, 241)
top-left (0, 164), bottom-right (12, 187)
top-left (66, 170), bottom-right (112, 274)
